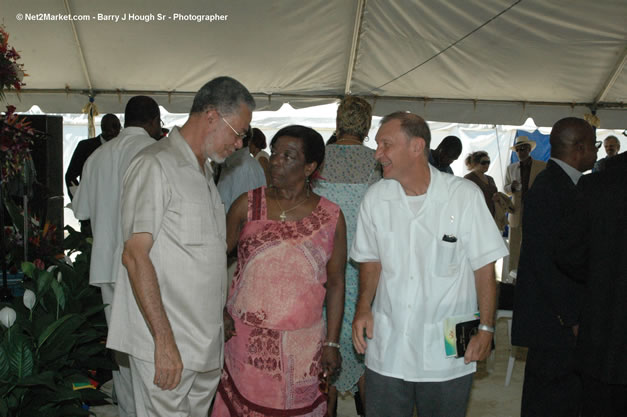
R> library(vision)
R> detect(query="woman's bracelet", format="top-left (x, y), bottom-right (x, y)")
top-left (323, 341), bottom-right (341, 349)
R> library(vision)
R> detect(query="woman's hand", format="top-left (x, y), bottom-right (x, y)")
top-left (321, 345), bottom-right (342, 377)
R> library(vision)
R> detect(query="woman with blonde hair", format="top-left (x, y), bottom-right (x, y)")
top-left (464, 151), bottom-right (498, 217)
top-left (316, 96), bottom-right (381, 416)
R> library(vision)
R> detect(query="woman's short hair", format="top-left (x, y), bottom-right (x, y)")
top-left (464, 151), bottom-right (489, 169)
top-left (270, 125), bottom-right (325, 181)
top-left (336, 96), bottom-right (372, 140)
top-left (249, 128), bottom-right (267, 150)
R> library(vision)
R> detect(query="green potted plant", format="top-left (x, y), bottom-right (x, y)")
top-left (0, 226), bottom-right (115, 416)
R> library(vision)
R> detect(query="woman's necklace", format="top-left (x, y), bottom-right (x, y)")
top-left (336, 137), bottom-right (362, 145)
top-left (274, 188), bottom-right (311, 222)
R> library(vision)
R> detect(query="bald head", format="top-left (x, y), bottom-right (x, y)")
top-left (125, 96), bottom-right (161, 140)
top-left (550, 117), bottom-right (597, 172)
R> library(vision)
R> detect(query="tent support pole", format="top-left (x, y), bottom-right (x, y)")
top-left (594, 45), bottom-right (627, 104)
top-left (344, 0), bottom-right (366, 95)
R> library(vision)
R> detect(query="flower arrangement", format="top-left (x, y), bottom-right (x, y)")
top-left (1, 105), bottom-right (38, 188)
top-left (0, 25), bottom-right (26, 101)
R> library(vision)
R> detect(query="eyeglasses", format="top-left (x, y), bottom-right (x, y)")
top-left (318, 372), bottom-right (328, 394)
top-left (221, 117), bottom-right (249, 140)
top-left (480, 160), bottom-right (491, 165)
top-left (515, 145), bottom-right (531, 152)
top-left (594, 141), bottom-right (602, 149)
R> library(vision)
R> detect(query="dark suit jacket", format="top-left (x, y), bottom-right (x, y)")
top-left (511, 159), bottom-right (585, 349)
top-left (65, 136), bottom-right (103, 198)
top-left (556, 153), bottom-right (627, 383)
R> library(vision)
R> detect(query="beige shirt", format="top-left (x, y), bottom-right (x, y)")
top-left (107, 126), bottom-right (227, 372)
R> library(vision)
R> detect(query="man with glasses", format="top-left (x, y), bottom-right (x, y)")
top-left (504, 136), bottom-right (546, 274)
top-left (107, 77), bottom-right (255, 417)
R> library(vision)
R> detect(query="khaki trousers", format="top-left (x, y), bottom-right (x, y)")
top-left (129, 356), bottom-right (221, 417)
top-left (101, 283), bottom-right (136, 417)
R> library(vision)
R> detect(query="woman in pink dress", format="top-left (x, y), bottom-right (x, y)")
top-left (212, 125), bottom-right (346, 416)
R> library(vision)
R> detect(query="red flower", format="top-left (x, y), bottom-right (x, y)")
top-left (33, 259), bottom-right (45, 270)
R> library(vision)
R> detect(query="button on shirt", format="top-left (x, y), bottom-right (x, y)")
top-left (72, 127), bottom-right (156, 286)
top-left (107, 126), bottom-right (227, 372)
top-left (350, 166), bottom-right (508, 382)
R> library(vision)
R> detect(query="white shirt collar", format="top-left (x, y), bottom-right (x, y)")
top-left (550, 157), bottom-right (582, 185)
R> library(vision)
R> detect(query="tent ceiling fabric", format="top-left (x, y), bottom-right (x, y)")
top-left (2, 0), bottom-right (626, 127)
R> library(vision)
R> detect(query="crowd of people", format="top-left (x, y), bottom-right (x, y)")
top-left (67, 76), bottom-right (625, 417)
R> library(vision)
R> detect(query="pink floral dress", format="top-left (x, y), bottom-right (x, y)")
top-left (212, 187), bottom-right (339, 416)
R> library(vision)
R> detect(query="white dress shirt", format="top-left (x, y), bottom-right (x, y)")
top-left (350, 166), bottom-right (508, 382)
top-left (72, 126), bottom-right (156, 286)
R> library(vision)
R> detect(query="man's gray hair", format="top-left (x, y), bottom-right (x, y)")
top-left (190, 76), bottom-right (256, 115)
top-left (380, 111), bottom-right (431, 149)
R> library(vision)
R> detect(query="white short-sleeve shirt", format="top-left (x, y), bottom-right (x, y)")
top-left (72, 127), bottom-right (155, 286)
top-left (350, 165), bottom-right (508, 382)
top-left (107, 127), bottom-right (228, 372)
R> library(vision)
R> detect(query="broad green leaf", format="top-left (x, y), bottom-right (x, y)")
top-left (37, 314), bottom-right (75, 348)
top-left (4, 198), bottom-right (24, 235)
top-left (20, 261), bottom-right (36, 278)
top-left (7, 339), bottom-right (33, 379)
top-left (50, 280), bottom-right (66, 310)
top-left (0, 398), bottom-right (8, 417)
top-left (16, 370), bottom-right (56, 389)
top-left (81, 304), bottom-right (107, 318)
top-left (0, 345), bottom-right (9, 380)
top-left (36, 270), bottom-right (54, 295)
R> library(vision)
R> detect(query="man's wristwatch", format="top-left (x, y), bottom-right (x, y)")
top-left (478, 324), bottom-right (495, 333)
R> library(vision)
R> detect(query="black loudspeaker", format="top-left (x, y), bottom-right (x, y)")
top-left (21, 115), bottom-right (64, 248)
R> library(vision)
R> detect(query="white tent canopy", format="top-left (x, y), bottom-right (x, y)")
top-left (2, 0), bottom-right (626, 128)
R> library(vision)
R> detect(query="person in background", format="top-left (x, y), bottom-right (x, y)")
top-left (512, 117), bottom-right (598, 417)
top-left (65, 113), bottom-right (121, 198)
top-left (428, 135), bottom-right (462, 174)
top-left (72, 96), bottom-right (162, 417)
top-left (463, 151), bottom-right (498, 217)
top-left (248, 127), bottom-right (271, 185)
top-left (212, 125), bottom-right (345, 416)
top-left (107, 76), bottom-right (255, 417)
top-left (217, 129), bottom-right (266, 213)
top-left (317, 96), bottom-right (380, 416)
top-left (592, 135), bottom-right (620, 172)
top-left (555, 152), bottom-right (627, 417)
top-left (503, 136), bottom-right (546, 274)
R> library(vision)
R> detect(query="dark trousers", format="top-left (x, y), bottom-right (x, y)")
top-left (364, 367), bottom-right (473, 417)
top-left (521, 348), bottom-right (581, 417)
top-left (581, 374), bottom-right (627, 417)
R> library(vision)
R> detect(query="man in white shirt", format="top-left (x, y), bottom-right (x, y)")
top-left (107, 77), bottom-right (254, 417)
top-left (351, 112), bottom-right (508, 417)
top-left (217, 132), bottom-right (266, 213)
top-left (72, 96), bottom-right (162, 417)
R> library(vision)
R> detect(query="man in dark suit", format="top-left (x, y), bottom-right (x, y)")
top-left (512, 117), bottom-right (598, 417)
top-left (65, 113), bottom-right (121, 198)
top-left (555, 152), bottom-right (627, 416)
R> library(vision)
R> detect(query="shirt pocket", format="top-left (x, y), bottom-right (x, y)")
top-left (423, 321), bottom-right (451, 370)
top-left (180, 201), bottom-right (211, 246)
top-left (434, 240), bottom-right (460, 278)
